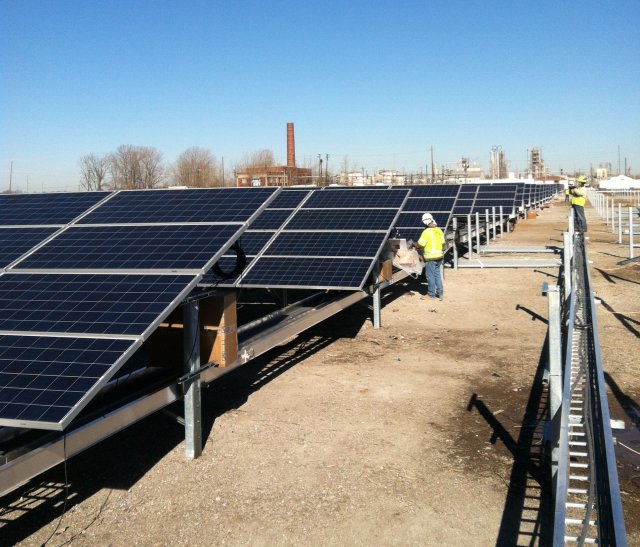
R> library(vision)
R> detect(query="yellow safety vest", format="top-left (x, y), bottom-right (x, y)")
top-left (571, 191), bottom-right (586, 207)
top-left (418, 226), bottom-right (445, 260)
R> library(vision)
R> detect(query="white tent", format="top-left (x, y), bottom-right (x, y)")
top-left (599, 175), bottom-right (640, 190)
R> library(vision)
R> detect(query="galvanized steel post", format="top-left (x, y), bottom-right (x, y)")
top-left (630, 208), bottom-right (635, 259)
top-left (467, 214), bottom-right (473, 258)
top-left (452, 217), bottom-right (458, 269)
top-left (543, 283), bottom-right (562, 482)
top-left (183, 300), bottom-right (202, 459)
top-left (492, 206), bottom-right (497, 240)
top-left (475, 212), bottom-right (481, 253)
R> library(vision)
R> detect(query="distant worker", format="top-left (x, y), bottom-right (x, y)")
top-left (564, 185), bottom-right (571, 203)
top-left (416, 213), bottom-right (446, 300)
top-left (570, 176), bottom-right (588, 233)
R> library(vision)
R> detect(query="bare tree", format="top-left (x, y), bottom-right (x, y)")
top-left (237, 149), bottom-right (276, 171)
top-left (108, 145), bottom-right (164, 189)
top-left (173, 147), bottom-right (220, 187)
top-left (79, 153), bottom-right (109, 191)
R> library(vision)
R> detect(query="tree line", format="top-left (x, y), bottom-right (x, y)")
top-left (79, 146), bottom-right (277, 191)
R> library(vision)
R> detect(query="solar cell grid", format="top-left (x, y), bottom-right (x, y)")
top-left (16, 224), bottom-right (240, 270)
top-left (402, 197), bottom-right (456, 212)
top-left (267, 190), bottom-right (310, 209)
top-left (403, 184), bottom-right (460, 198)
top-left (239, 257), bottom-right (373, 289)
top-left (0, 335), bottom-right (136, 427)
top-left (0, 273), bottom-right (196, 336)
top-left (249, 209), bottom-right (293, 230)
top-left (0, 228), bottom-right (58, 268)
top-left (79, 187), bottom-right (278, 224)
top-left (303, 188), bottom-right (408, 209)
top-left (262, 231), bottom-right (384, 257)
top-left (286, 209), bottom-right (399, 230)
top-left (0, 192), bottom-right (110, 226)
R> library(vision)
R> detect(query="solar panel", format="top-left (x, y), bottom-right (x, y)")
top-left (268, 190), bottom-right (310, 209)
top-left (0, 192), bottom-right (110, 226)
top-left (402, 197), bottom-right (456, 212)
top-left (0, 228), bottom-right (58, 268)
top-left (262, 232), bottom-right (383, 257)
top-left (16, 224), bottom-right (240, 271)
top-left (452, 199), bottom-right (476, 214)
top-left (403, 184), bottom-right (460, 198)
top-left (286, 209), bottom-right (399, 230)
top-left (0, 334), bottom-right (137, 428)
top-left (0, 273), bottom-right (196, 336)
top-left (239, 257), bottom-right (373, 290)
top-left (304, 188), bottom-right (407, 209)
top-left (79, 187), bottom-right (278, 224)
top-left (249, 209), bottom-right (294, 230)
top-left (395, 212), bottom-right (450, 232)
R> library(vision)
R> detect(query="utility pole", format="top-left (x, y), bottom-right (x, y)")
top-left (318, 154), bottom-right (322, 181)
top-left (9, 161), bottom-right (13, 193)
top-left (221, 156), bottom-right (225, 187)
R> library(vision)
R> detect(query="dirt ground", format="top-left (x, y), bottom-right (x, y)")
top-left (2, 198), bottom-right (639, 547)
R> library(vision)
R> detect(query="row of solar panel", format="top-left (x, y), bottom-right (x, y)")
top-left (0, 184), bottom-right (559, 430)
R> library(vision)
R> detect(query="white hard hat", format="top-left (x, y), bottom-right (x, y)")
top-left (421, 213), bottom-right (434, 225)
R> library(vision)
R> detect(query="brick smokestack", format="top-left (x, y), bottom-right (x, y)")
top-left (287, 122), bottom-right (296, 168)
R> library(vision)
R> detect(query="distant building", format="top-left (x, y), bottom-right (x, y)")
top-left (236, 123), bottom-right (312, 187)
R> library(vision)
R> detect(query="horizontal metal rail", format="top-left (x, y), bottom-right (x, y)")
top-left (553, 231), bottom-right (627, 546)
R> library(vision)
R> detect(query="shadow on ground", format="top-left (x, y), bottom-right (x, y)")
top-left (467, 334), bottom-right (554, 546)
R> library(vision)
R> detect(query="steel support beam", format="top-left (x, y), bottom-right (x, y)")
top-left (182, 301), bottom-right (202, 459)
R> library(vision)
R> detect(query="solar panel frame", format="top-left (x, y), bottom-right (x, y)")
top-left (0, 228), bottom-right (59, 269)
top-left (0, 272), bottom-right (199, 337)
top-left (12, 224), bottom-right (243, 271)
top-left (0, 192), bottom-right (111, 226)
top-left (236, 257), bottom-right (375, 290)
top-left (0, 334), bottom-right (140, 430)
top-left (78, 187), bottom-right (280, 224)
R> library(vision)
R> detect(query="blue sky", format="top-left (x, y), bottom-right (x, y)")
top-left (1, 0), bottom-right (639, 191)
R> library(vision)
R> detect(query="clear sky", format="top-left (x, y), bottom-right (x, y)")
top-left (1, 0), bottom-right (639, 191)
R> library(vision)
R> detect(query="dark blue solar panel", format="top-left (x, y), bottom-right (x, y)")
top-left (0, 228), bottom-right (58, 268)
top-left (405, 184), bottom-right (460, 198)
top-left (268, 190), bottom-right (310, 209)
top-left (0, 192), bottom-right (110, 226)
top-left (452, 199), bottom-right (476, 214)
top-left (240, 257), bottom-right (373, 289)
top-left (234, 232), bottom-right (276, 256)
top-left (395, 212), bottom-right (449, 231)
top-left (0, 273), bottom-right (196, 336)
top-left (457, 185), bottom-right (478, 195)
top-left (287, 209), bottom-right (398, 230)
top-left (250, 209), bottom-right (293, 230)
top-left (402, 197), bottom-right (456, 212)
top-left (79, 187), bottom-right (278, 224)
top-left (304, 188), bottom-right (409, 209)
top-left (263, 232), bottom-right (384, 258)
top-left (0, 335), bottom-right (136, 427)
top-left (17, 224), bottom-right (239, 270)
top-left (472, 199), bottom-right (516, 213)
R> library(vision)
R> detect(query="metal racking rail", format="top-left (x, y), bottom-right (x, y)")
top-left (552, 231), bottom-right (627, 546)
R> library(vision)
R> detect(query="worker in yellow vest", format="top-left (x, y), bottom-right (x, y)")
top-left (416, 213), bottom-right (445, 300)
top-left (570, 176), bottom-right (588, 232)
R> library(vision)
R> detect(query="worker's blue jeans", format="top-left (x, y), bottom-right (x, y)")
top-left (425, 259), bottom-right (443, 297)
top-left (573, 205), bottom-right (588, 232)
